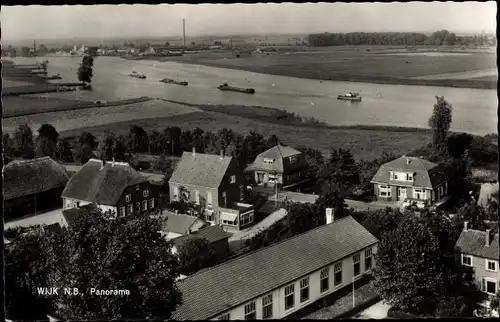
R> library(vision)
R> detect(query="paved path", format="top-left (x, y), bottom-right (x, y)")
top-left (355, 300), bottom-right (391, 319)
top-left (5, 208), bottom-right (66, 230)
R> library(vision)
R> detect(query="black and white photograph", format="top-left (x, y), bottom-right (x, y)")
top-left (2, 2), bottom-right (498, 320)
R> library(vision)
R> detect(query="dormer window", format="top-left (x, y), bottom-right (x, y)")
top-left (230, 175), bottom-right (236, 184)
top-left (264, 158), bottom-right (274, 164)
top-left (406, 173), bottom-right (413, 181)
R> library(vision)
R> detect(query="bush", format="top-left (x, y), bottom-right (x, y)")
top-left (387, 307), bottom-right (417, 318)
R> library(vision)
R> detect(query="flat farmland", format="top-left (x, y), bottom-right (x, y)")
top-left (2, 96), bottom-right (96, 118)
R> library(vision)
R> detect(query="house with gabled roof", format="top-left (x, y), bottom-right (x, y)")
top-left (172, 215), bottom-right (378, 320)
top-left (246, 144), bottom-right (308, 190)
top-left (3, 157), bottom-right (70, 221)
top-left (61, 159), bottom-right (158, 218)
top-left (455, 222), bottom-right (499, 297)
top-left (169, 149), bottom-right (254, 231)
top-left (172, 225), bottom-right (232, 262)
top-left (370, 155), bottom-right (451, 207)
top-left (161, 211), bottom-right (208, 240)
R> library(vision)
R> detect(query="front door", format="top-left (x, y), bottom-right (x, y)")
top-left (397, 187), bottom-right (407, 201)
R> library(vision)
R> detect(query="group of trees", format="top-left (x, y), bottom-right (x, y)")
top-left (78, 55), bottom-right (94, 84)
top-left (5, 205), bottom-right (182, 321)
top-left (306, 30), bottom-right (493, 47)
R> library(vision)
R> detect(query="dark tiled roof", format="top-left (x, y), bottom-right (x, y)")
top-left (61, 159), bottom-right (147, 206)
top-left (172, 216), bottom-right (378, 320)
top-left (3, 157), bottom-right (69, 200)
top-left (371, 156), bottom-right (448, 189)
top-left (169, 152), bottom-right (233, 188)
top-left (172, 225), bottom-right (231, 248)
top-left (247, 144), bottom-right (302, 173)
top-left (455, 229), bottom-right (499, 260)
top-left (163, 212), bottom-right (206, 234)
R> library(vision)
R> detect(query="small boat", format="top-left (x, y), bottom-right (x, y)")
top-left (45, 73), bottom-right (62, 80)
top-left (337, 92), bottom-right (362, 101)
top-left (218, 83), bottom-right (255, 94)
top-left (129, 71), bottom-right (146, 79)
top-left (160, 78), bottom-right (188, 86)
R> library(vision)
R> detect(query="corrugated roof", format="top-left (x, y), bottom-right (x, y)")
top-left (172, 225), bottom-right (231, 247)
top-left (169, 152), bottom-right (233, 188)
top-left (163, 212), bottom-right (206, 235)
top-left (172, 216), bottom-right (378, 320)
top-left (61, 159), bottom-right (148, 206)
top-left (247, 144), bottom-right (302, 174)
top-left (3, 157), bottom-right (69, 200)
top-left (370, 156), bottom-right (448, 189)
top-left (455, 229), bottom-right (499, 260)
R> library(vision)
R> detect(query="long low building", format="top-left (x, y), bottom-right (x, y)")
top-left (172, 215), bottom-right (378, 320)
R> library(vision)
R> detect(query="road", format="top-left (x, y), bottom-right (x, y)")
top-left (64, 164), bottom-right (165, 183)
top-left (5, 208), bottom-right (66, 230)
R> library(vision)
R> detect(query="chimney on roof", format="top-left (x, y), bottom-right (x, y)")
top-left (192, 147), bottom-right (196, 156)
top-left (464, 221), bottom-right (468, 231)
top-left (220, 150), bottom-right (224, 160)
top-left (485, 229), bottom-right (491, 247)
top-left (326, 208), bottom-right (334, 225)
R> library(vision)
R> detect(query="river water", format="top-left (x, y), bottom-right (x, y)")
top-left (9, 56), bottom-right (498, 135)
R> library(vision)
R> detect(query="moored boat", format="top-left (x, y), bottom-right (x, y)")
top-left (337, 92), bottom-right (362, 101)
top-left (129, 71), bottom-right (146, 79)
top-left (45, 73), bottom-right (62, 80)
top-left (218, 83), bottom-right (255, 94)
top-left (160, 78), bottom-right (188, 86)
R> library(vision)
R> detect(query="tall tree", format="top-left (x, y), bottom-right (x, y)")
top-left (179, 129), bottom-right (194, 153)
top-left (79, 132), bottom-right (98, 149)
top-left (126, 125), bottom-right (149, 153)
top-left (56, 139), bottom-right (74, 162)
top-left (148, 130), bottom-right (164, 154)
top-left (37, 124), bottom-right (59, 143)
top-left (244, 131), bottom-right (266, 162)
top-left (191, 127), bottom-right (206, 153)
top-left (428, 96), bottom-right (453, 152)
top-left (164, 127), bottom-right (182, 156)
top-left (99, 131), bottom-right (117, 161)
top-left (315, 181), bottom-right (348, 220)
top-left (177, 237), bottom-right (217, 276)
top-left (297, 147), bottom-right (325, 186)
top-left (48, 206), bottom-right (182, 320)
top-left (320, 148), bottom-right (360, 194)
top-left (217, 128), bottom-right (235, 154)
top-left (14, 124), bottom-right (35, 159)
top-left (77, 55), bottom-right (94, 84)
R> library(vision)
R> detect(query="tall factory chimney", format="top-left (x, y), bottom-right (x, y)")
top-left (183, 19), bottom-right (186, 48)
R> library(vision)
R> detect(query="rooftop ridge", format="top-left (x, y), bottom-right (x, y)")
top-left (180, 215), bottom-right (356, 281)
top-left (7, 156), bottom-right (53, 165)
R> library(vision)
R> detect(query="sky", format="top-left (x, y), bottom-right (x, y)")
top-left (2, 2), bottom-right (497, 43)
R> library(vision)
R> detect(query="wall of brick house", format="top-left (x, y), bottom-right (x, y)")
top-left (210, 244), bottom-right (377, 320)
top-left (219, 158), bottom-right (247, 206)
top-left (116, 181), bottom-right (157, 215)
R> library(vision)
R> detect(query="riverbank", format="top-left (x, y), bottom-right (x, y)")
top-left (2, 96), bottom-right (153, 118)
top-left (121, 46), bottom-right (497, 89)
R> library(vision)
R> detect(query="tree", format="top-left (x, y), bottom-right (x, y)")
top-left (245, 131), bottom-right (266, 162)
top-left (217, 128), bottom-right (235, 154)
top-left (179, 129), bottom-right (193, 153)
top-left (297, 147), bottom-right (325, 185)
top-left (126, 125), bottom-right (149, 153)
top-left (428, 96), bottom-right (453, 152)
top-left (14, 124), bottom-right (35, 159)
top-left (148, 130), bottom-right (164, 154)
top-left (113, 134), bottom-right (129, 162)
top-left (486, 190), bottom-right (499, 222)
top-left (99, 131), bottom-right (117, 161)
top-left (48, 205), bottom-right (182, 320)
top-left (79, 131), bottom-right (98, 149)
top-left (204, 132), bottom-right (220, 154)
top-left (164, 127), bottom-right (182, 156)
top-left (320, 148), bottom-right (360, 195)
top-left (37, 123), bottom-right (59, 143)
top-left (77, 55), bottom-right (94, 84)
top-left (372, 215), bottom-right (451, 315)
top-left (315, 182), bottom-right (348, 220)
top-left (177, 237), bottom-right (217, 275)
top-left (3, 133), bottom-right (16, 157)
top-left (352, 207), bottom-right (402, 240)
top-left (35, 136), bottom-right (57, 158)
top-left (453, 200), bottom-right (489, 232)
top-left (447, 133), bottom-right (473, 159)
top-left (284, 201), bottom-right (323, 236)
top-left (191, 127), bottom-right (206, 153)
top-left (56, 139), bottom-right (74, 162)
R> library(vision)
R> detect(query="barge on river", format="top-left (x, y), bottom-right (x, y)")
top-left (160, 78), bottom-right (188, 86)
top-left (337, 92), bottom-right (362, 101)
top-left (217, 83), bottom-right (255, 94)
top-left (129, 71), bottom-right (146, 79)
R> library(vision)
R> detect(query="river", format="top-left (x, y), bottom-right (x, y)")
top-left (9, 56), bottom-right (498, 135)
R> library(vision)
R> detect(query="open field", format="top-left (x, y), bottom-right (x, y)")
top-left (57, 109), bottom-right (430, 161)
top-left (2, 99), bottom-right (200, 135)
top-left (125, 45), bottom-right (497, 89)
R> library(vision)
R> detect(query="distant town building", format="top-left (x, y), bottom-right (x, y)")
top-left (370, 156), bottom-right (451, 208)
top-left (4, 157), bottom-right (69, 221)
top-left (61, 159), bottom-right (158, 218)
top-left (169, 149), bottom-right (254, 232)
top-left (172, 215), bottom-right (378, 320)
top-left (455, 222), bottom-right (499, 296)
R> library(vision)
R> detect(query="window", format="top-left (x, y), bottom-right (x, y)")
top-left (230, 175), bottom-right (236, 184)
top-left (262, 294), bottom-right (273, 319)
top-left (222, 191), bottom-right (227, 206)
top-left (244, 301), bottom-right (256, 320)
top-left (127, 204), bottom-right (133, 214)
top-left (379, 185), bottom-right (391, 197)
top-left (136, 185), bottom-right (140, 191)
top-left (320, 268), bottom-right (329, 293)
top-left (353, 253), bottom-right (361, 277)
top-left (334, 262), bottom-right (343, 286)
top-left (125, 194), bottom-right (131, 202)
top-left (365, 248), bottom-right (373, 271)
top-left (284, 284), bottom-right (295, 310)
top-left (207, 191), bottom-right (213, 206)
top-left (289, 155), bottom-right (297, 164)
top-left (264, 158), bottom-right (274, 164)
top-left (486, 259), bottom-right (497, 272)
top-left (406, 173), bottom-right (413, 181)
top-left (195, 190), bottom-right (200, 205)
top-left (240, 212), bottom-right (254, 226)
top-left (143, 189), bottom-right (149, 197)
top-left (149, 198), bottom-right (155, 209)
top-left (218, 313), bottom-right (230, 320)
top-left (461, 254), bottom-right (473, 267)
top-left (414, 188), bottom-right (424, 200)
top-left (119, 206), bottom-right (126, 217)
top-left (142, 200), bottom-right (147, 211)
top-left (76, 201), bottom-right (80, 208)
top-left (300, 277), bottom-right (310, 303)
top-left (135, 202), bottom-right (140, 212)
top-left (392, 172), bottom-right (399, 180)
top-left (483, 278), bottom-right (498, 295)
